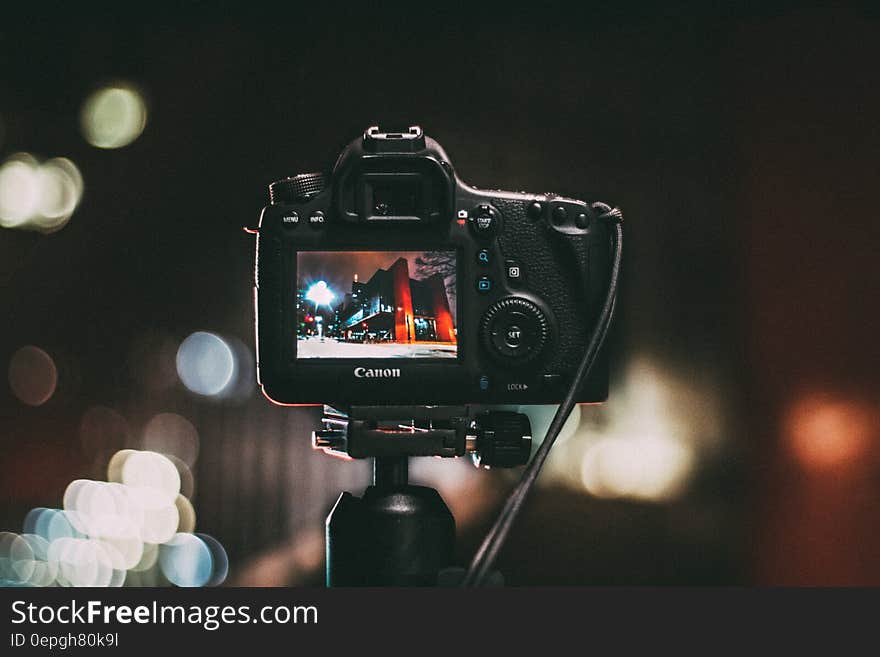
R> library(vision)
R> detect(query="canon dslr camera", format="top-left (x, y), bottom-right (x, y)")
top-left (254, 125), bottom-right (612, 406)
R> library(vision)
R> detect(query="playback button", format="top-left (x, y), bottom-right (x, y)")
top-left (476, 276), bottom-right (493, 293)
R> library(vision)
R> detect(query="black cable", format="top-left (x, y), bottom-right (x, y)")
top-left (462, 211), bottom-right (623, 587)
top-left (462, 219), bottom-right (621, 586)
top-left (463, 296), bottom-right (618, 584)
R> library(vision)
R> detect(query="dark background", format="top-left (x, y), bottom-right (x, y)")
top-left (1, 3), bottom-right (879, 585)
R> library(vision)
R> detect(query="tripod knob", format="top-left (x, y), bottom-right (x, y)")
top-left (470, 411), bottom-right (532, 468)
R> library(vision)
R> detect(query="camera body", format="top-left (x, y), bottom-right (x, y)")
top-left (255, 126), bottom-right (610, 406)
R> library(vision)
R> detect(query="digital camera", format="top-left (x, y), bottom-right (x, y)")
top-left (254, 126), bottom-right (611, 406)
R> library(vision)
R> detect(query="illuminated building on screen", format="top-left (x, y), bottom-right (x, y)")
top-left (331, 257), bottom-right (455, 344)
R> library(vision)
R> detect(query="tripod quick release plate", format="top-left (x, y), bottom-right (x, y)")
top-left (313, 406), bottom-right (532, 468)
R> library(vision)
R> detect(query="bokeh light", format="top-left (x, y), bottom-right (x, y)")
top-left (120, 451), bottom-right (181, 508)
top-left (129, 542), bottom-right (159, 573)
top-left (33, 157), bottom-right (84, 232)
top-left (80, 84), bottom-right (147, 149)
top-left (159, 533), bottom-right (213, 587)
top-left (519, 404), bottom-right (582, 447)
top-left (580, 435), bottom-right (695, 501)
top-left (217, 335), bottom-right (256, 403)
top-left (63, 480), bottom-right (111, 536)
top-left (106, 451), bottom-right (182, 542)
top-left (23, 508), bottom-right (82, 543)
top-left (49, 537), bottom-right (115, 587)
top-left (536, 356), bottom-right (712, 503)
top-left (0, 532), bottom-right (36, 586)
top-left (0, 154), bottom-right (83, 232)
top-left (19, 534), bottom-right (57, 587)
top-left (0, 154), bottom-right (40, 227)
top-left (107, 449), bottom-right (137, 484)
top-left (784, 393), bottom-right (875, 472)
top-left (117, 452), bottom-right (181, 545)
top-left (4, 448), bottom-right (224, 587)
top-left (196, 534), bottom-right (229, 586)
top-left (175, 494), bottom-right (196, 533)
top-left (142, 412), bottom-right (200, 468)
top-left (153, 453), bottom-right (195, 501)
top-left (97, 525), bottom-right (144, 571)
top-left (176, 331), bottom-right (235, 397)
top-left (124, 563), bottom-right (166, 587)
top-left (8, 345), bottom-right (58, 406)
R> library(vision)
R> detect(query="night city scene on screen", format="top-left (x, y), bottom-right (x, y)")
top-left (296, 251), bottom-right (458, 359)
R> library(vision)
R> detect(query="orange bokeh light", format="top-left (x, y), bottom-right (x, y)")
top-left (784, 393), bottom-right (877, 472)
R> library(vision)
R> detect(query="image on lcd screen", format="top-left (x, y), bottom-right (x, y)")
top-left (296, 251), bottom-right (457, 359)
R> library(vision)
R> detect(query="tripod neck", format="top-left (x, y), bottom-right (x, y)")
top-left (326, 455), bottom-right (455, 586)
top-left (374, 456), bottom-right (409, 488)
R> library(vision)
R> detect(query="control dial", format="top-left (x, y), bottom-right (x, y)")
top-left (268, 172), bottom-right (326, 204)
top-left (480, 297), bottom-right (549, 364)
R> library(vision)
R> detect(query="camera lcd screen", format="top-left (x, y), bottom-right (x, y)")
top-left (296, 251), bottom-right (458, 359)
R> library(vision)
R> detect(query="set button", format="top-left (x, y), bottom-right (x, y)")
top-left (480, 297), bottom-right (549, 363)
top-left (502, 323), bottom-right (524, 347)
top-left (488, 308), bottom-right (543, 359)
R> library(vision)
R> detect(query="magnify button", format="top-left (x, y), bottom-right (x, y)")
top-left (477, 249), bottom-right (491, 265)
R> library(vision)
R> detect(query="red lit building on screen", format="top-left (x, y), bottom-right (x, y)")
top-left (333, 257), bottom-right (455, 344)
